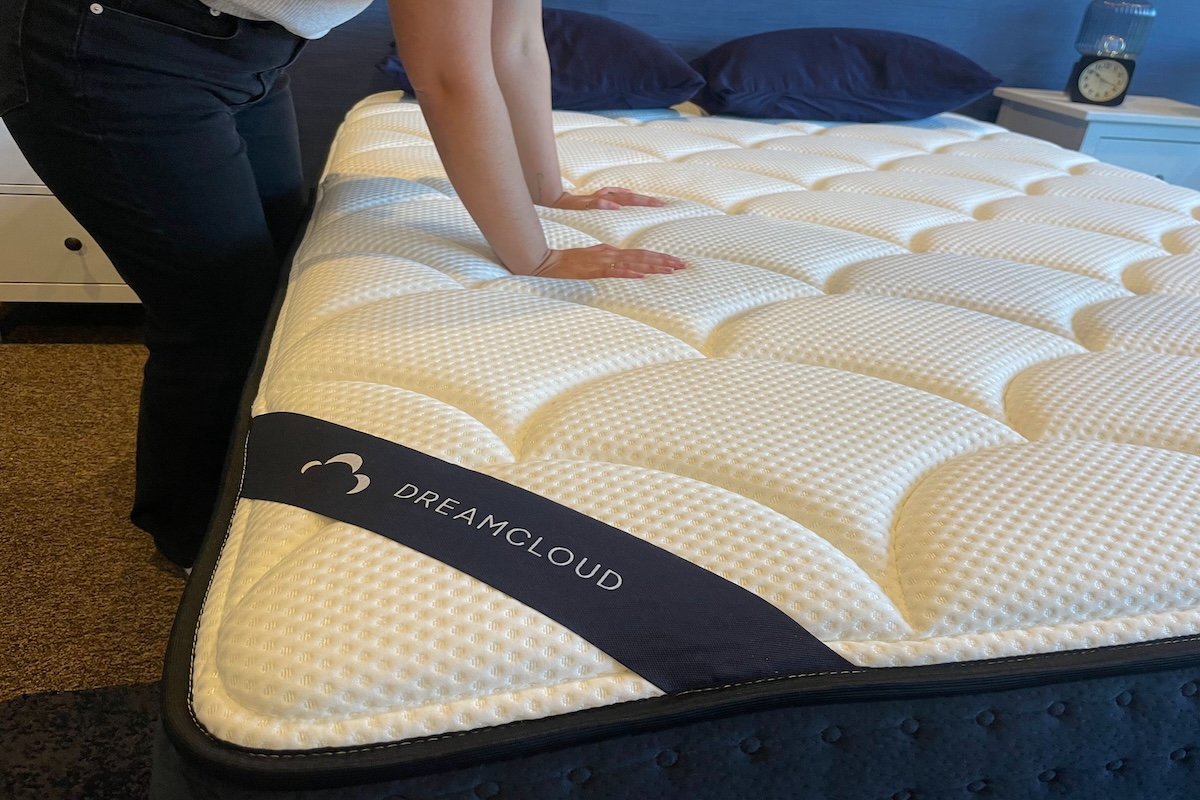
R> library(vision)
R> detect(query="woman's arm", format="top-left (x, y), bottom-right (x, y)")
top-left (389, 0), bottom-right (551, 274)
top-left (490, 1), bottom-right (668, 212)
top-left (388, 0), bottom-right (684, 278)
top-left (489, 0), bottom-right (563, 207)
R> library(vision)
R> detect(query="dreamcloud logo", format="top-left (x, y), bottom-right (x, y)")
top-left (295, 450), bottom-right (622, 592)
top-left (300, 453), bottom-right (371, 495)
top-left (392, 482), bottom-right (623, 591)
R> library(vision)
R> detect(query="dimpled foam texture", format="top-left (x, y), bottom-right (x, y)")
top-left (193, 94), bottom-right (1200, 750)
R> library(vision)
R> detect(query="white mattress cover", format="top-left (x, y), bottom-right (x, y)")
top-left (190, 94), bottom-right (1200, 751)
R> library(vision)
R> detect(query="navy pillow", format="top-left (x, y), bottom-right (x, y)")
top-left (379, 9), bottom-right (704, 111)
top-left (690, 28), bottom-right (1002, 122)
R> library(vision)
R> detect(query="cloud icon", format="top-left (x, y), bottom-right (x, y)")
top-left (301, 453), bottom-right (371, 495)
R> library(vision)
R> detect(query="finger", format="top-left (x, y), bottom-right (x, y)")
top-left (610, 193), bottom-right (666, 208)
top-left (614, 255), bottom-right (677, 269)
top-left (624, 250), bottom-right (683, 264)
top-left (595, 256), bottom-right (654, 278)
top-left (591, 191), bottom-right (664, 208)
top-left (610, 259), bottom-right (680, 275)
top-left (593, 198), bottom-right (622, 210)
top-left (624, 250), bottom-right (687, 269)
top-left (591, 187), bottom-right (665, 207)
top-left (641, 250), bottom-right (687, 266)
top-left (607, 268), bottom-right (646, 279)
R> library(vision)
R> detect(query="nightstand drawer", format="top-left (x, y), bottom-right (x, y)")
top-left (0, 194), bottom-right (123, 287)
top-left (1091, 137), bottom-right (1200, 188)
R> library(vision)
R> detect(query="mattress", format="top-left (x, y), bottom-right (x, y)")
top-left (162, 93), bottom-right (1200, 794)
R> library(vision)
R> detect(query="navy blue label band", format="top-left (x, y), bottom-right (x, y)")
top-left (239, 412), bottom-right (854, 693)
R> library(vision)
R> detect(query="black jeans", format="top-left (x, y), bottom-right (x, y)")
top-left (1, 0), bottom-right (308, 566)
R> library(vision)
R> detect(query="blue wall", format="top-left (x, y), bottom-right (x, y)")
top-left (289, 0), bottom-right (1200, 184)
top-left (547, 0), bottom-right (1200, 107)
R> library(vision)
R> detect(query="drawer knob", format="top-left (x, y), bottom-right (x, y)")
top-left (64, 237), bottom-right (83, 251)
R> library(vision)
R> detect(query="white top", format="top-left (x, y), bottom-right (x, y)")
top-left (203, 0), bottom-right (373, 38)
top-left (995, 87), bottom-right (1200, 128)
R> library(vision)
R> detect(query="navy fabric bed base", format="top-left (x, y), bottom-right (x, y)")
top-left (153, 663), bottom-right (1200, 800)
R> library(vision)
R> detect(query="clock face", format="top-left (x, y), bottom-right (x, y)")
top-left (1078, 59), bottom-right (1130, 103)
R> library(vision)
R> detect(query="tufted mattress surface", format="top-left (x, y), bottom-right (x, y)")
top-left (188, 94), bottom-right (1200, 754)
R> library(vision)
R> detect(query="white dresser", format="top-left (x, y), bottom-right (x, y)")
top-left (0, 120), bottom-right (136, 303)
top-left (995, 88), bottom-right (1200, 191)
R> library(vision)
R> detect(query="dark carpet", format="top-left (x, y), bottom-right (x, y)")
top-left (0, 682), bottom-right (160, 800)
top-left (1, 303), bottom-right (185, 798)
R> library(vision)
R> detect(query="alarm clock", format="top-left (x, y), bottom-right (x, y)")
top-left (1068, 1), bottom-right (1155, 107)
top-left (1068, 54), bottom-right (1136, 106)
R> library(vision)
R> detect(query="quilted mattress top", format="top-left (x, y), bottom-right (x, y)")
top-left (190, 93), bottom-right (1200, 751)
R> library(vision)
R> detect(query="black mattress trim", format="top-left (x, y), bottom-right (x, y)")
top-left (160, 198), bottom-right (1200, 790)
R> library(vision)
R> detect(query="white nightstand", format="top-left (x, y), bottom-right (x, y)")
top-left (0, 120), bottom-right (135, 303)
top-left (994, 87), bottom-right (1200, 191)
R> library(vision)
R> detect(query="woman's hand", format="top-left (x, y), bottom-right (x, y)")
top-left (533, 244), bottom-right (686, 279)
top-left (549, 187), bottom-right (666, 211)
